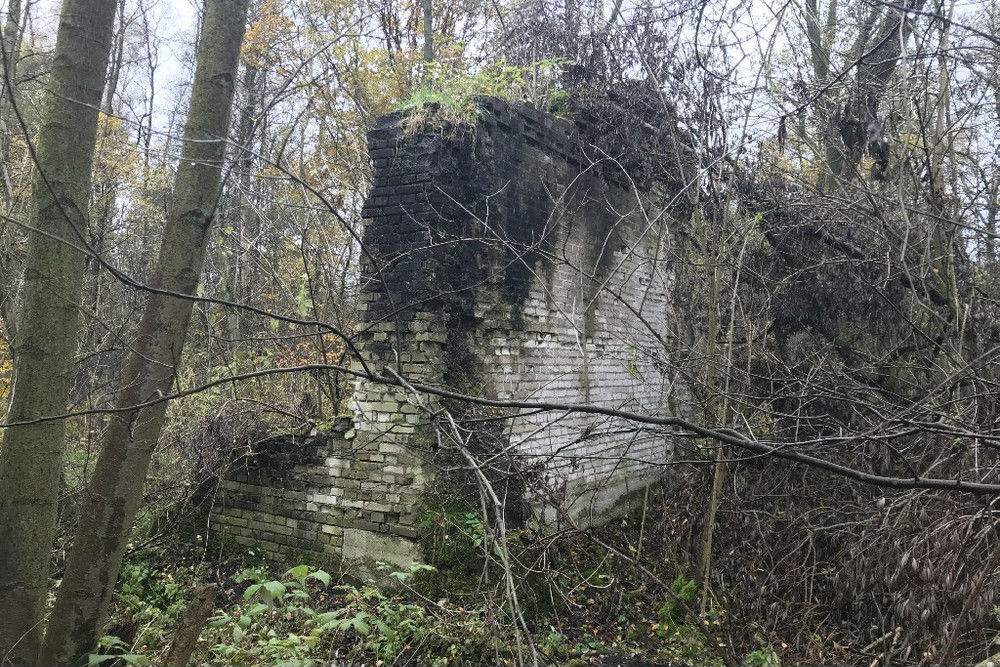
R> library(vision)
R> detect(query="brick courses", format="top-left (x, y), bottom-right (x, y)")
top-left (210, 97), bottom-right (680, 568)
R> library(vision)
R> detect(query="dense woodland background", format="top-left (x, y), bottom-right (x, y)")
top-left (0, 0), bottom-right (999, 665)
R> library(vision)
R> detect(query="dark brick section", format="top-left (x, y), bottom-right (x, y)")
top-left (358, 98), bottom-right (618, 331)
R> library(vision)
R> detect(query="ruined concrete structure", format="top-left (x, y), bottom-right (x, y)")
top-left (210, 98), bottom-right (680, 567)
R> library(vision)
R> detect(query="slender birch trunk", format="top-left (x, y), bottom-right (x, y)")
top-left (422, 0), bottom-right (433, 61)
top-left (38, 1), bottom-right (249, 663)
top-left (0, 0), bottom-right (22, 194)
top-left (695, 226), bottom-right (722, 597)
top-left (0, 0), bottom-right (24, 344)
top-left (0, 1), bottom-right (117, 664)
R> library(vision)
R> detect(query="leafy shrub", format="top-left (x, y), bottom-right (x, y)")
top-left (657, 574), bottom-right (698, 626)
top-left (743, 646), bottom-right (782, 667)
top-left (539, 630), bottom-right (569, 659)
top-left (202, 563), bottom-right (501, 666)
top-left (399, 58), bottom-right (568, 128)
top-left (649, 576), bottom-right (727, 666)
top-left (416, 506), bottom-right (487, 595)
top-left (88, 636), bottom-right (151, 667)
top-left (105, 561), bottom-right (192, 651)
top-left (743, 634), bottom-right (782, 667)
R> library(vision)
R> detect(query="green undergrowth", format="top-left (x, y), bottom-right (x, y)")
top-left (95, 559), bottom-right (508, 667)
top-left (89, 498), bottom-right (789, 667)
top-left (414, 503), bottom-right (557, 621)
top-left (204, 563), bottom-right (503, 666)
top-left (415, 505), bottom-right (487, 593)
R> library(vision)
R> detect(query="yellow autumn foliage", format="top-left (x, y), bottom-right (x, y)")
top-left (242, 0), bottom-right (295, 69)
top-left (93, 112), bottom-right (138, 186)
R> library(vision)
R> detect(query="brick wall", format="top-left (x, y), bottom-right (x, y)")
top-left (211, 97), bottom-right (680, 568)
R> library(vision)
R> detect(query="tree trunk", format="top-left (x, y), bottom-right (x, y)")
top-left (422, 0), bottom-right (433, 69)
top-left (812, 0), bottom-right (925, 191)
top-left (1, 0), bottom-right (22, 188)
top-left (102, 0), bottom-right (127, 114)
top-left (163, 584), bottom-right (217, 667)
top-left (220, 61), bottom-right (260, 340)
top-left (0, 1), bottom-right (117, 664)
top-left (37, 1), bottom-right (249, 663)
top-left (0, 0), bottom-right (23, 339)
top-left (695, 236), bottom-right (722, 602)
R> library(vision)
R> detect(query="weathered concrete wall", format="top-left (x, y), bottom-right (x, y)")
top-left (211, 97), bottom-right (679, 567)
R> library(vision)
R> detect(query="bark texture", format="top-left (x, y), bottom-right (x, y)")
top-left (37, 1), bottom-right (249, 664)
top-left (422, 0), bottom-right (434, 64)
top-left (0, 1), bottom-right (117, 664)
top-left (0, 0), bottom-right (23, 340)
top-left (163, 584), bottom-right (218, 667)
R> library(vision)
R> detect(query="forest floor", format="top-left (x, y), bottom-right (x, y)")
top-left (86, 483), bottom-right (885, 667)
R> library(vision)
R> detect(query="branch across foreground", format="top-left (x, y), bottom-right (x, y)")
top-left (3, 359), bottom-right (998, 495)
